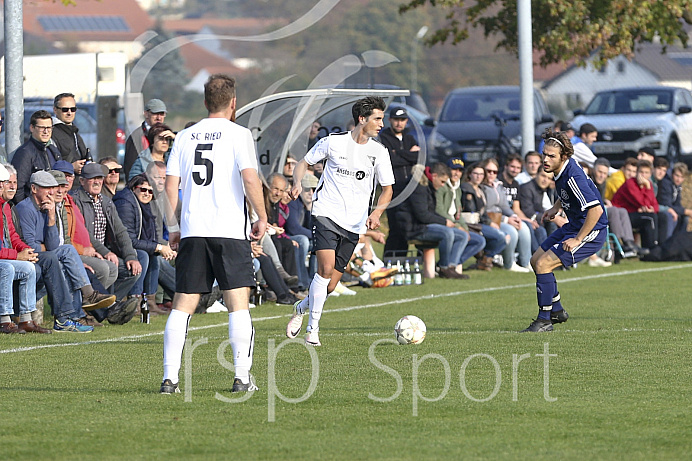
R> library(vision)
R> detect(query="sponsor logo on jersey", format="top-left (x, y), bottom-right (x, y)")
top-left (336, 167), bottom-right (370, 180)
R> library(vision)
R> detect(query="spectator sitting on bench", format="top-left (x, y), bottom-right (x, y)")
top-left (611, 160), bottom-right (668, 249)
top-left (459, 163), bottom-right (508, 271)
top-left (396, 162), bottom-right (470, 279)
top-left (435, 158), bottom-right (486, 268)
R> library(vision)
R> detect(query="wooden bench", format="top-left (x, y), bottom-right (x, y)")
top-left (408, 239), bottom-right (438, 279)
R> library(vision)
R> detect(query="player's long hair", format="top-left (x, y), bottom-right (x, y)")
top-left (542, 128), bottom-right (574, 158)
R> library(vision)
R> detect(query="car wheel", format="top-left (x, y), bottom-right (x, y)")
top-left (666, 136), bottom-right (679, 162)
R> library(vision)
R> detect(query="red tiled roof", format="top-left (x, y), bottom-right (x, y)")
top-left (176, 38), bottom-right (243, 76)
top-left (19, 0), bottom-right (153, 42)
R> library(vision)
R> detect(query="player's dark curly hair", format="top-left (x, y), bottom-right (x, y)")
top-left (352, 96), bottom-right (386, 125)
top-left (541, 128), bottom-right (574, 158)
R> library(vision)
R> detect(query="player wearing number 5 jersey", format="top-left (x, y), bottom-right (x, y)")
top-left (160, 74), bottom-right (268, 394)
top-left (286, 96), bottom-right (395, 346)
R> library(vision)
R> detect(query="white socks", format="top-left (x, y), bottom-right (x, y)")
top-left (307, 273), bottom-right (330, 333)
top-left (229, 310), bottom-right (254, 383)
top-left (162, 309), bottom-right (191, 383)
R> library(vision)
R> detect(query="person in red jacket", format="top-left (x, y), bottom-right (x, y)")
top-left (0, 164), bottom-right (52, 334)
top-left (611, 160), bottom-right (668, 248)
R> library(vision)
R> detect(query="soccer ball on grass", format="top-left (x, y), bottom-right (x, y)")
top-left (394, 315), bottom-right (426, 345)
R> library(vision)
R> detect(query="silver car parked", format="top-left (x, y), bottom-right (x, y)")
top-left (571, 86), bottom-right (692, 164)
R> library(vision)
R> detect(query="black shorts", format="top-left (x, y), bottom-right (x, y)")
top-left (176, 237), bottom-right (255, 293)
top-left (312, 216), bottom-right (359, 272)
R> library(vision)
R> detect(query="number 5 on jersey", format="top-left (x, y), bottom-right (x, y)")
top-left (193, 143), bottom-right (214, 186)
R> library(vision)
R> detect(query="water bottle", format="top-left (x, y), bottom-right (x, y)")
top-left (404, 260), bottom-right (412, 285)
top-left (394, 260), bottom-right (404, 286)
top-left (140, 295), bottom-right (149, 324)
top-left (413, 259), bottom-right (423, 285)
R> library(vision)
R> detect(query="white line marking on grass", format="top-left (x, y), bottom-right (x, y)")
top-left (1, 264), bottom-right (689, 355)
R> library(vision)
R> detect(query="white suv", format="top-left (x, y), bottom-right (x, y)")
top-left (571, 86), bottom-right (692, 164)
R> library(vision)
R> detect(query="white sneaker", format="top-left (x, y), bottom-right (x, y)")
top-left (328, 290), bottom-right (340, 297)
top-left (305, 328), bottom-right (321, 346)
top-left (508, 263), bottom-right (531, 273)
top-left (286, 300), bottom-right (305, 339)
top-left (333, 282), bottom-right (357, 296)
top-left (588, 256), bottom-right (612, 267)
top-left (205, 301), bottom-right (228, 313)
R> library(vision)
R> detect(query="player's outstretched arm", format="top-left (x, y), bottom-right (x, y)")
top-left (366, 185), bottom-right (393, 230)
top-left (241, 168), bottom-right (268, 240)
top-left (290, 160), bottom-right (308, 200)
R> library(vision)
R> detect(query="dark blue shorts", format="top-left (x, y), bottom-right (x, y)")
top-left (540, 226), bottom-right (606, 267)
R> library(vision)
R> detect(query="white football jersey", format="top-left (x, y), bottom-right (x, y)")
top-left (305, 132), bottom-right (394, 234)
top-left (167, 117), bottom-right (258, 239)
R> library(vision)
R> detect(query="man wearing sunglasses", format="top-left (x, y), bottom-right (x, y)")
top-left (10, 110), bottom-right (62, 204)
top-left (51, 93), bottom-right (89, 181)
top-left (98, 156), bottom-right (124, 199)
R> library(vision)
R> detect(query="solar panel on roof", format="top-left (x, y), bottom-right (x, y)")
top-left (37, 16), bottom-right (131, 33)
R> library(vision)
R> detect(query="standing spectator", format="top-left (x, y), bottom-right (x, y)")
top-left (11, 110), bottom-right (62, 203)
top-left (605, 157), bottom-right (638, 201)
top-left (398, 163), bottom-right (470, 279)
top-left (123, 99), bottom-right (166, 177)
top-left (71, 163), bottom-right (143, 300)
top-left (98, 157), bottom-right (123, 199)
top-left (515, 151), bottom-right (542, 185)
top-left (0, 164), bottom-right (50, 334)
top-left (307, 121), bottom-right (321, 152)
top-left (15, 171), bottom-right (117, 332)
top-left (611, 160), bottom-right (667, 248)
top-left (481, 158), bottom-right (532, 272)
top-left (114, 174), bottom-right (173, 314)
top-left (161, 74), bottom-right (267, 394)
top-left (379, 106), bottom-right (420, 255)
top-left (51, 93), bottom-right (88, 181)
top-left (128, 123), bottom-right (175, 180)
top-left (283, 154), bottom-right (298, 186)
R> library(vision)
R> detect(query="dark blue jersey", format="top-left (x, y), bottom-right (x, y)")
top-left (554, 158), bottom-right (608, 232)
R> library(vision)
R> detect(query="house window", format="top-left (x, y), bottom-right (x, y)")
top-left (617, 61), bottom-right (625, 73)
top-left (599, 63), bottom-right (607, 74)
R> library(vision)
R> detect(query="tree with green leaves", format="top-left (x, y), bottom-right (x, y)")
top-left (400, 0), bottom-right (692, 68)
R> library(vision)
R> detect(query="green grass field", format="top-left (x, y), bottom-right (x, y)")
top-left (2, 259), bottom-right (691, 460)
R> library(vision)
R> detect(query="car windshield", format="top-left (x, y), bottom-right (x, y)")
top-left (440, 92), bottom-right (521, 122)
top-left (585, 90), bottom-right (672, 115)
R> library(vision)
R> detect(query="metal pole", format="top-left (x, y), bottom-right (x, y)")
top-left (4, 0), bottom-right (24, 158)
top-left (411, 26), bottom-right (428, 92)
top-left (517, 0), bottom-right (535, 153)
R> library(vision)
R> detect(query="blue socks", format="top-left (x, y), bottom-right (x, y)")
top-left (535, 273), bottom-right (555, 320)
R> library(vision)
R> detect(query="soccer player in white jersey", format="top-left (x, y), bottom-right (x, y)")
top-left (159, 74), bottom-right (267, 394)
top-left (286, 96), bottom-right (394, 346)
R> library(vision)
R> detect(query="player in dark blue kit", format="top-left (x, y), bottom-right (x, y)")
top-left (522, 129), bottom-right (609, 332)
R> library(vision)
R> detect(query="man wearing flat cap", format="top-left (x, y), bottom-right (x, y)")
top-left (71, 163), bottom-right (142, 300)
top-left (124, 99), bottom-right (167, 177)
top-left (379, 106), bottom-right (420, 255)
top-left (15, 171), bottom-right (117, 332)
